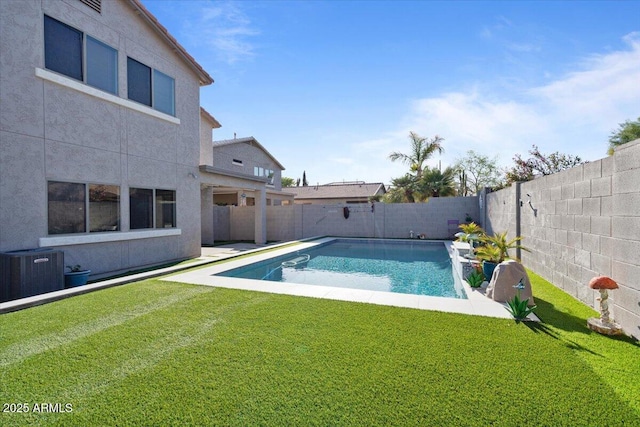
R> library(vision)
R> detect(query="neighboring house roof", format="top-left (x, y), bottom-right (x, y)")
top-left (213, 136), bottom-right (285, 170)
top-left (127, 0), bottom-right (213, 86)
top-left (200, 107), bottom-right (221, 128)
top-left (289, 183), bottom-right (386, 200)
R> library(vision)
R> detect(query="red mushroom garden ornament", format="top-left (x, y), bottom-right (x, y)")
top-left (587, 276), bottom-right (622, 335)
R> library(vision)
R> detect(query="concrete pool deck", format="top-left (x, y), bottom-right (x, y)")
top-left (2, 237), bottom-right (523, 320)
top-left (0, 241), bottom-right (285, 313)
top-left (166, 237), bottom-right (517, 319)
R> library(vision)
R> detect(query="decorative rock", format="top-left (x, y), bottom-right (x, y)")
top-left (485, 260), bottom-right (534, 306)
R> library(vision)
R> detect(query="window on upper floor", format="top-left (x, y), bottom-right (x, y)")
top-left (153, 69), bottom-right (175, 116)
top-left (127, 58), bottom-right (176, 116)
top-left (48, 181), bottom-right (120, 235)
top-left (254, 167), bottom-right (275, 184)
top-left (130, 188), bottom-right (176, 230)
top-left (44, 15), bottom-right (118, 95)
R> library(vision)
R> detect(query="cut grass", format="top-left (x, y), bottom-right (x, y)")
top-left (0, 273), bottom-right (638, 426)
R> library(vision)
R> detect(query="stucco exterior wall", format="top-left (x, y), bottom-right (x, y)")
top-left (212, 142), bottom-right (282, 191)
top-left (200, 115), bottom-right (214, 166)
top-left (0, 0), bottom-right (204, 276)
top-left (485, 140), bottom-right (640, 338)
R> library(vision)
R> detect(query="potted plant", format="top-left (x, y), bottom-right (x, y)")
top-left (64, 265), bottom-right (91, 288)
top-left (456, 222), bottom-right (484, 240)
top-left (455, 222), bottom-right (485, 259)
top-left (475, 231), bottom-right (529, 281)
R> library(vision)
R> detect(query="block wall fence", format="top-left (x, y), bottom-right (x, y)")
top-left (213, 139), bottom-right (640, 338)
top-left (483, 139), bottom-right (640, 339)
top-left (213, 197), bottom-right (481, 242)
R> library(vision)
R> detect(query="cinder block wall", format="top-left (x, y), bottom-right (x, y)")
top-left (267, 206), bottom-right (296, 242)
top-left (484, 186), bottom-right (517, 238)
top-left (223, 197), bottom-right (480, 241)
top-left (485, 139), bottom-right (640, 338)
top-left (229, 206), bottom-right (254, 241)
top-left (212, 206), bottom-right (231, 241)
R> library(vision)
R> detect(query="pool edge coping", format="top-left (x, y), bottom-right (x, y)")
top-left (166, 237), bottom-right (516, 320)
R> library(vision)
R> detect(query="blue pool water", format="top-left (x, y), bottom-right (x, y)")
top-left (217, 239), bottom-right (466, 299)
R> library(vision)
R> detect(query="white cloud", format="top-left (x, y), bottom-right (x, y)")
top-left (388, 32), bottom-right (640, 170)
top-left (194, 2), bottom-right (259, 64)
top-left (294, 33), bottom-right (640, 185)
top-left (531, 32), bottom-right (640, 128)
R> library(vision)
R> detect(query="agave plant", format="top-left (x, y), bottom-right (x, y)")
top-left (506, 280), bottom-right (537, 321)
top-left (465, 270), bottom-right (485, 288)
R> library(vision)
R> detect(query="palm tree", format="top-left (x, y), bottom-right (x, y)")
top-left (384, 174), bottom-right (418, 203)
top-left (388, 131), bottom-right (444, 178)
top-left (417, 166), bottom-right (457, 198)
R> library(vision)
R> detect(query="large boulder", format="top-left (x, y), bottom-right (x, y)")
top-left (485, 260), bottom-right (535, 306)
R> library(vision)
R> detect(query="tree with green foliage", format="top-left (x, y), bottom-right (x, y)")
top-left (417, 166), bottom-right (457, 198)
top-left (388, 131), bottom-right (444, 179)
top-left (454, 150), bottom-right (503, 195)
top-left (281, 177), bottom-right (296, 187)
top-left (505, 145), bottom-right (584, 184)
top-left (383, 174), bottom-right (418, 203)
top-left (608, 117), bottom-right (640, 155)
top-left (302, 171), bottom-right (308, 186)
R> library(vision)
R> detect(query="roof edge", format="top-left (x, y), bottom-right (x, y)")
top-left (127, 0), bottom-right (214, 86)
top-left (200, 107), bottom-right (221, 128)
top-left (213, 136), bottom-right (286, 171)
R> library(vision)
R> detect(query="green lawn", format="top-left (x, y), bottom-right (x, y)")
top-left (1, 271), bottom-right (638, 426)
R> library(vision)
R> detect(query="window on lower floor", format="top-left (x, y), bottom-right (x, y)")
top-left (130, 188), bottom-right (176, 230)
top-left (48, 181), bottom-right (85, 234)
top-left (89, 184), bottom-right (120, 232)
top-left (155, 189), bottom-right (176, 228)
top-left (48, 181), bottom-right (120, 234)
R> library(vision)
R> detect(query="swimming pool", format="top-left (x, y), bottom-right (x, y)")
top-left (216, 239), bottom-right (467, 299)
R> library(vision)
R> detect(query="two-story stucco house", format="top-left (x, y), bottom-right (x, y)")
top-left (0, 0), bottom-right (213, 279)
top-left (198, 120), bottom-right (294, 245)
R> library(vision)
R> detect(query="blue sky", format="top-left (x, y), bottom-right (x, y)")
top-left (143, 0), bottom-right (640, 185)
